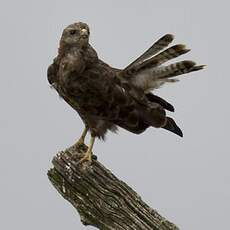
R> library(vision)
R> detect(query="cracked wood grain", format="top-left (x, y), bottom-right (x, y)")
top-left (47, 144), bottom-right (179, 230)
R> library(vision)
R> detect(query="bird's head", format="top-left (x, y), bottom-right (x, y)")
top-left (60, 22), bottom-right (90, 49)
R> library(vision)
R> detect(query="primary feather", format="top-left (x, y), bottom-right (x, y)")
top-left (122, 35), bottom-right (204, 92)
top-left (125, 34), bottom-right (174, 71)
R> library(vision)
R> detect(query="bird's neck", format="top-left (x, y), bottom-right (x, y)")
top-left (57, 42), bottom-right (98, 68)
top-left (58, 41), bottom-right (87, 58)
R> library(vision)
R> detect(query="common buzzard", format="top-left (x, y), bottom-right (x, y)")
top-left (47, 22), bottom-right (204, 163)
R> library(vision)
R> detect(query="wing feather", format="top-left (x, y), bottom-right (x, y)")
top-left (124, 34), bottom-right (174, 72)
top-left (121, 34), bottom-right (204, 92)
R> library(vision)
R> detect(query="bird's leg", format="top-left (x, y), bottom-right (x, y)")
top-left (76, 127), bottom-right (88, 146)
top-left (78, 135), bottom-right (95, 163)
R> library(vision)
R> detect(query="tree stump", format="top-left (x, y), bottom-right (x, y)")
top-left (47, 144), bottom-right (179, 230)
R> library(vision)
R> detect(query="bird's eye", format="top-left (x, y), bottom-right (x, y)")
top-left (69, 30), bottom-right (76, 35)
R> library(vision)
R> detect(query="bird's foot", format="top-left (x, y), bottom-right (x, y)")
top-left (72, 138), bottom-right (88, 153)
top-left (76, 135), bottom-right (96, 165)
top-left (77, 149), bottom-right (93, 165)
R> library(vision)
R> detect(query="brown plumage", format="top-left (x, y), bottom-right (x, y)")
top-left (47, 22), bottom-right (204, 162)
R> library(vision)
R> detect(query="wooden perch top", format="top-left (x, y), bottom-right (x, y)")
top-left (47, 144), bottom-right (179, 230)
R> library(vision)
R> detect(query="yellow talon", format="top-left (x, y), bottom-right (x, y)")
top-left (78, 135), bottom-right (95, 164)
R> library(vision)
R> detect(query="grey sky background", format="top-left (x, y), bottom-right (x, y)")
top-left (0, 0), bottom-right (229, 229)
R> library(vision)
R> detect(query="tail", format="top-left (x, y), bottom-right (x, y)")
top-left (162, 117), bottom-right (183, 137)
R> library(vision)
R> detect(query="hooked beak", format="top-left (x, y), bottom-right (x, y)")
top-left (80, 28), bottom-right (89, 39)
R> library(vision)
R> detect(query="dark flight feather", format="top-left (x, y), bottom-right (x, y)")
top-left (162, 117), bottom-right (183, 137)
top-left (124, 34), bottom-right (174, 72)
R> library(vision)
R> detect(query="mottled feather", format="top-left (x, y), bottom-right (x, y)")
top-left (47, 22), bottom-right (204, 143)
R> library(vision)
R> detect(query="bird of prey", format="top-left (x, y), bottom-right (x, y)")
top-left (47, 22), bottom-right (204, 163)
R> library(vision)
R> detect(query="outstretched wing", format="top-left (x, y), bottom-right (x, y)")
top-left (121, 34), bottom-right (204, 92)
